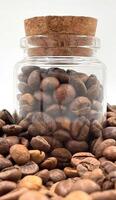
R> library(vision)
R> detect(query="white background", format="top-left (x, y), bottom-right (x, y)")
top-left (0, 0), bottom-right (116, 112)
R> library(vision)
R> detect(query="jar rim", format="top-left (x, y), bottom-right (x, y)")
top-left (20, 35), bottom-right (100, 49)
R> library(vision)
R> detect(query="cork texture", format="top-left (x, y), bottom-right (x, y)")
top-left (24, 16), bottom-right (97, 36)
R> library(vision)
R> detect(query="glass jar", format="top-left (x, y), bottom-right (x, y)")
top-left (14, 35), bottom-right (106, 152)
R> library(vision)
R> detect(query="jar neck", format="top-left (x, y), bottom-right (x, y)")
top-left (20, 35), bottom-right (100, 57)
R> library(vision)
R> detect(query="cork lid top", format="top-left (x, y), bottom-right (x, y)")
top-left (24, 16), bottom-right (97, 36)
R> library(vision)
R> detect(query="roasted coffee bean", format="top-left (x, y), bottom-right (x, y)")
top-left (55, 179), bottom-right (73, 197)
top-left (90, 120), bottom-right (102, 138)
top-left (71, 152), bottom-right (95, 166)
top-left (71, 117), bottom-right (90, 140)
top-left (36, 169), bottom-right (50, 183)
top-left (65, 191), bottom-right (92, 200)
top-left (91, 190), bottom-right (116, 200)
top-left (42, 136), bottom-right (63, 149)
top-left (65, 140), bottom-right (88, 154)
top-left (107, 117), bottom-right (116, 126)
top-left (32, 112), bottom-right (56, 135)
top-left (86, 74), bottom-right (98, 89)
top-left (0, 119), bottom-right (5, 130)
top-left (51, 148), bottom-right (72, 163)
top-left (27, 70), bottom-right (41, 90)
top-left (20, 137), bottom-right (29, 147)
top-left (70, 97), bottom-right (91, 116)
top-left (6, 136), bottom-right (20, 147)
top-left (0, 110), bottom-right (15, 124)
top-left (31, 136), bottom-right (51, 152)
top-left (29, 150), bottom-right (45, 164)
top-left (54, 84), bottom-right (76, 104)
top-left (34, 91), bottom-right (52, 105)
top-left (70, 76), bottom-right (87, 96)
top-left (40, 157), bottom-right (57, 170)
top-left (19, 161), bottom-right (39, 175)
top-left (0, 166), bottom-right (22, 181)
top-left (49, 169), bottom-right (66, 182)
top-left (21, 65), bottom-right (39, 75)
top-left (92, 100), bottom-right (102, 112)
top-left (93, 139), bottom-right (116, 158)
top-left (100, 160), bottom-right (116, 174)
top-left (64, 167), bottom-right (79, 178)
top-left (46, 104), bottom-right (66, 117)
top-left (19, 175), bottom-right (42, 190)
top-left (19, 119), bottom-right (30, 130)
top-left (0, 188), bottom-right (28, 200)
top-left (0, 157), bottom-right (12, 170)
top-left (10, 144), bottom-right (30, 165)
top-left (2, 125), bottom-right (22, 136)
top-left (103, 146), bottom-right (116, 161)
top-left (103, 127), bottom-right (116, 140)
top-left (0, 138), bottom-right (9, 155)
top-left (55, 117), bottom-right (71, 131)
top-left (0, 181), bottom-right (16, 196)
top-left (40, 77), bottom-right (60, 92)
top-left (18, 73), bottom-right (28, 82)
top-left (48, 68), bottom-right (69, 83)
top-left (72, 179), bottom-right (100, 194)
top-left (19, 93), bottom-right (35, 106)
top-left (19, 104), bottom-right (33, 117)
top-left (18, 82), bottom-right (31, 94)
top-left (87, 83), bottom-right (101, 101)
top-left (54, 130), bottom-right (71, 142)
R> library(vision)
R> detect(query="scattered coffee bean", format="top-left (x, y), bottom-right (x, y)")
top-left (29, 150), bottom-right (45, 164)
top-left (18, 175), bottom-right (42, 190)
top-left (0, 181), bottom-right (16, 196)
top-left (19, 161), bottom-right (39, 175)
top-left (40, 157), bottom-right (57, 170)
top-left (31, 136), bottom-right (51, 152)
top-left (49, 169), bottom-right (66, 182)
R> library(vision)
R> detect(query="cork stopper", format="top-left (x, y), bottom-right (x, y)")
top-left (24, 16), bottom-right (97, 36)
top-left (23, 16), bottom-right (98, 56)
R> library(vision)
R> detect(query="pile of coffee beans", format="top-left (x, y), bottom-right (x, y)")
top-left (0, 104), bottom-right (115, 200)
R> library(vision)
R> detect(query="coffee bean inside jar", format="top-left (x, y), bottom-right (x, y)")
top-left (15, 16), bottom-right (106, 152)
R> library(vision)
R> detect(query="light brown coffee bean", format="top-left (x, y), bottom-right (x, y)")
top-left (31, 136), bottom-right (50, 152)
top-left (40, 157), bottom-right (57, 170)
top-left (29, 150), bottom-right (45, 164)
top-left (103, 146), bottom-right (116, 161)
top-left (0, 157), bottom-right (12, 170)
top-left (49, 169), bottom-right (66, 182)
top-left (36, 169), bottom-right (50, 184)
top-left (0, 166), bottom-right (22, 181)
top-left (64, 167), bottom-right (79, 178)
top-left (56, 117), bottom-right (71, 131)
top-left (54, 84), bottom-right (76, 104)
top-left (0, 188), bottom-right (28, 200)
top-left (6, 136), bottom-right (19, 147)
top-left (19, 161), bottom-right (39, 175)
top-left (40, 77), bottom-right (60, 92)
top-left (91, 190), bottom-right (116, 200)
top-left (10, 144), bottom-right (30, 165)
top-left (0, 138), bottom-right (9, 155)
top-left (18, 175), bottom-right (42, 190)
top-left (103, 127), bottom-right (116, 140)
top-left (71, 152), bottom-right (95, 167)
top-left (65, 140), bottom-right (88, 154)
top-left (55, 179), bottom-right (73, 197)
top-left (19, 191), bottom-right (49, 200)
top-left (19, 93), bottom-right (35, 106)
top-left (27, 70), bottom-right (41, 90)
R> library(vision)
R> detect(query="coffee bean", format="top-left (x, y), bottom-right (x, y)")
top-left (36, 169), bottom-right (50, 184)
top-left (51, 148), bottom-right (72, 163)
top-left (64, 167), bottom-right (78, 178)
top-left (107, 117), bottom-right (116, 126)
top-left (19, 191), bottom-right (49, 200)
top-left (18, 175), bottom-right (42, 190)
top-left (48, 68), bottom-right (69, 83)
top-left (18, 73), bottom-right (28, 82)
top-left (71, 179), bottom-right (100, 194)
top-left (6, 136), bottom-right (19, 147)
top-left (70, 76), bottom-right (87, 96)
top-left (40, 157), bottom-right (57, 170)
top-left (19, 119), bottom-right (30, 130)
top-left (18, 82), bottom-right (31, 94)
top-left (0, 110), bottom-right (15, 124)
top-left (0, 157), bottom-right (12, 170)
top-left (71, 152), bottom-right (95, 167)
top-left (65, 140), bottom-right (88, 154)
top-left (20, 137), bottom-right (29, 147)
top-left (54, 84), bottom-right (76, 104)
top-left (19, 161), bottom-right (39, 175)
top-left (31, 136), bottom-right (51, 152)
top-left (0, 181), bottom-right (16, 196)
top-left (0, 138), bottom-right (9, 155)
top-left (86, 75), bottom-right (98, 89)
top-left (32, 112), bottom-right (56, 135)
top-left (0, 166), bottom-right (22, 181)
top-left (27, 70), bottom-right (41, 90)
top-left (103, 146), bottom-right (116, 161)
top-left (54, 130), bottom-right (71, 142)
top-left (34, 91), bottom-right (52, 106)
top-left (46, 104), bottom-right (66, 117)
top-left (65, 191), bottom-right (92, 200)
top-left (71, 117), bottom-right (90, 140)
top-left (49, 169), bottom-right (66, 182)
top-left (40, 77), bottom-right (60, 92)
top-left (56, 117), bottom-right (71, 131)
top-left (55, 179), bottom-right (73, 197)
top-left (2, 125), bottom-right (22, 136)
top-left (42, 136), bottom-right (63, 149)
top-left (19, 93), bottom-right (35, 106)
top-left (70, 97), bottom-right (91, 116)
top-left (103, 127), bottom-right (116, 140)
top-left (29, 150), bottom-right (45, 164)
top-left (21, 66), bottom-right (39, 75)
top-left (10, 144), bottom-right (30, 165)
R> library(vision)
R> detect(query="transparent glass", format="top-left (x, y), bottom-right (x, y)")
top-left (14, 35), bottom-right (107, 150)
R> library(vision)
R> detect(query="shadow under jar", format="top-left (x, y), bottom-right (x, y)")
top-left (15, 34), bottom-right (107, 152)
